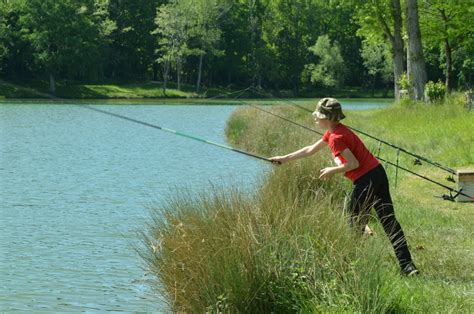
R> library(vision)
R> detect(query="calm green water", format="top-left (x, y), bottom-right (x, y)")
top-left (0, 100), bottom-right (389, 312)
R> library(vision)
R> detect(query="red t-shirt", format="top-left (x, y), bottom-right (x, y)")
top-left (322, 123), bottom-right (380, 183)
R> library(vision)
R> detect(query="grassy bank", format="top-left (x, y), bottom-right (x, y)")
top-left (0, 79), bottom-right (392, 100)
top-left (0, 80), bottom-right (196, 99)
top-left (141, 97), bottom-right (473, 312)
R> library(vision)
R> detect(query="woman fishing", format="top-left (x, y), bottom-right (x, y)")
top-left (269, 97), bottom-right (419, 276)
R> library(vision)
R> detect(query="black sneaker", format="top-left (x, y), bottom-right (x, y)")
top-left (401, 263), bottom-right (419, 276)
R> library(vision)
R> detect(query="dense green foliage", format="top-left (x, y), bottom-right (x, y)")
top-left (0, 0), bottom-right (472, 94)
top-left (304, 35), bottom-right (346, 88)
top-left (424, 79), bottom-right (446, 102)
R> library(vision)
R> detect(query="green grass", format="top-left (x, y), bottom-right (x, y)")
top-left (55, 81), bottom-right (204, 98)
top-left (0, 79), bottom-right (255, 99)
top-left (0, 80), bottom-right (51, 98)
top-left (269, 86), bottom-right (394, 99)
top-left (140, 95), bottom-right (473, 312)
top-left (0, 80), bottom-right (196, 99)
top-left (0, 79), bottom-right (394, 100)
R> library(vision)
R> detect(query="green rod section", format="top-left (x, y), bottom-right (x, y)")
top-left (79, 105), bottom-right (272, 163)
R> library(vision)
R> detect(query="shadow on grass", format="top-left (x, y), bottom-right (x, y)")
top-left (56, 85), bottom-right (109, 99)
top-left (0, 80), bottom-right (48, 98)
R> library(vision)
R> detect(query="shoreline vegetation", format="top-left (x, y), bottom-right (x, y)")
top-left (0, 80), bottom-right (393, 101)
top-left (140, 95), bottom-right (473, 312)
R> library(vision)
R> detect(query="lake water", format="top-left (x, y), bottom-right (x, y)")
top-left (0, 99), bottom-right (390, 312)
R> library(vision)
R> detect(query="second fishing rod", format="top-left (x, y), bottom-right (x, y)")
top-left (246, 102), bottom-right (472, 202)
top-left (248, 87), bottom-right (457, 177)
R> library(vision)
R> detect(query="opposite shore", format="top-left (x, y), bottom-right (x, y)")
top-left (0, 80), bottom-right (393, 101)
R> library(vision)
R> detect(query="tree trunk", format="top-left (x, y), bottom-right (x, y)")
top-left (440, 9), bottom-right (453, 93)
top-left (383, 83), bottom-right (389, 97)
top-left (152, 62), bottom-right (158, 81)
top-left (49, 73), bottom-right (56, 96)
top-left (406, 34), bottom-right (411, 87)
top-left (227, 70), bottom-right (232, 87)
top-left (163, 60), bottom-right (170, 94)
top-left (177, 57), bottom-right (181, 91)
top-left (444, 39), bottom-right (453, 93)
top-left (392, 0), bottom-right (404, 102)
top-left (406, 0), bottom-right (427, 100)
top-left (372, 75), bottom-right (376, 97)
top-left (248, 0), bottom-right (261, 87)
top-left (196, 54), bottom-right (203, 93)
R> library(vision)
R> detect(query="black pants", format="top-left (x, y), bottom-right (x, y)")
top-left (349, 164), bottom-right (413, 269)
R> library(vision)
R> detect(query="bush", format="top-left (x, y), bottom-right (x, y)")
top-left (398, 73), bottom-right (410, 90)
top-left (424, 80), bottom-right (446, 102)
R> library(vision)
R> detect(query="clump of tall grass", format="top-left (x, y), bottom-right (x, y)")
top-left (140, 157), bottom-right (411, 312)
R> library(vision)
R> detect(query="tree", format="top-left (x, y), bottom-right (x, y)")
top-left (355, 0), bottom-right (405, 101)
top-left (361, 40), bottom-right (393, 96)
top-left (20, 0), bottom-right (109, 94)
top-left (391, 0), bottom-right (405, 100)
top-left (154, 0), bottom-right (194, 91)
top-left (0, 0), bottom-right (36, 79)
top-left (107, 0), bottom-right (158, 80)
top-left (247, 0), bottom-right (269, 89)
top-left (304, 35), bottom-right (346, 88)
top-left (263, 0), bottom-right (327, 92)
top-left (215, 0), bottom-right (252, 87)
top-left (0, 2), bottom-right (9, 72)
top-left (406, 0), bottom-right (427, 100)
top-left (190, 0), bottom-right (225, 92)
top-left (420, 0), bottom-right (474, 92)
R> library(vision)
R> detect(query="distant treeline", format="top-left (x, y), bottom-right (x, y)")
top-left (0, 0), bottom-right (472, 96)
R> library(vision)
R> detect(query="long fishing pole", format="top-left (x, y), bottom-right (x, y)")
top-left (246, 102), bottom-right (473, 200)
top-left (249, 87), bottom-right (457, 176)
top-left (78, 105), bottom-right (273, 163)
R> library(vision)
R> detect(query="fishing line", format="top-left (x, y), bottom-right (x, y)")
top-left (205, 85), bottom-right (253, 100)
top-left (248, 87), bottom-right (457, 176)
top-left (247, 103), bottom-right (324, 136)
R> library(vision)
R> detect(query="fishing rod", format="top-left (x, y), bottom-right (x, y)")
top-left (377, 156), bottom-right (472, 201)
top-left (248, 87), bottom-right (457, 176)
top-left (78, 105), bottom-right (273, 164)
top-left (245, 102), bottom-right (473, 201)
top-left (290, 102), bottom-right (457, 176)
